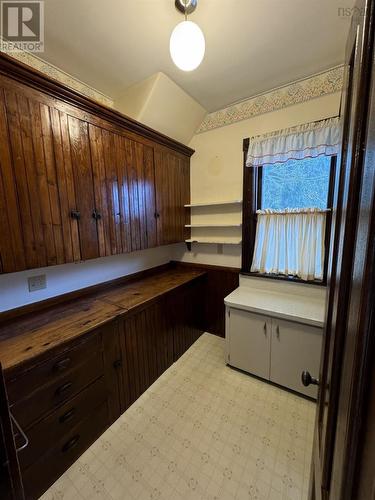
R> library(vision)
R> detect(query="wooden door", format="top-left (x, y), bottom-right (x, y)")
top-left (123, 137), bottom-right (157, 252)
top-left (119, 300), bottom-right (170, 410)
top-left (66, 116), bottom-right (99, 260)
top-left (0, 87), bottom-right (82, 272)
top-left (0, 363), bottom-right (24, 500)
top-left (310, 1), bottom-right (375, 498)
top-left (270, 319), bottom-right (322, 398)
top-left (228, 309), bottom-right (271, 379)
top-left (154, 149), bottom-right (190, 245)
top-left (90, 125), bottom-right (158, 256)
top-left (167, 279), bottom-right (205, 361)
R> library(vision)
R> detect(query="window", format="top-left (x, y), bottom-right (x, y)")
top-left (261, 156), bottom-right (332, 210)
top-left (242, 149), bottom-right (336, 284)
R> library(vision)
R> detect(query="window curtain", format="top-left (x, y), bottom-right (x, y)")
top-left (246, 117), bottom-right (341, 167)
top-left (251, 208), bottom-right (327, 281)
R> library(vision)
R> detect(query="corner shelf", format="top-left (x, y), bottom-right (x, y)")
top-left (184, 199), bottom-right (242, 208)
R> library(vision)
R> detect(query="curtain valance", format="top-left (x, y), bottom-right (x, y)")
top-left (246, 117), bottom-right (341, 167)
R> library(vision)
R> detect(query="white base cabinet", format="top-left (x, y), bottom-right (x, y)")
top-left (226, 307), bottom-right (322, 398)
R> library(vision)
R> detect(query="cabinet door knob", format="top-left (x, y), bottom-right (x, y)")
top-left (263, 322), bottom-right (267, 336)
top-left (92, 209), bottom-right (102, 220)
top-left (276, 325), bottom-right (280, 339)
top-left (113, 359), bottom-right (122, 369)
top-left (70, 210), bottom-right (81, 220)
top-left (301, 371), bottom-right (319, 387)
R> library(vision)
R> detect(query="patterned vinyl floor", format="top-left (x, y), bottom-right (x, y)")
top-left (41, 333), bottom-right (315, 500)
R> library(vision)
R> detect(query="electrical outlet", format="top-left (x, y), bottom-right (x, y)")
top-left (28, 274), bottom-right (47, 292)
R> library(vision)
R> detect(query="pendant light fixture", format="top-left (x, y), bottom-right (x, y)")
top-left (170, 0), bottom-right (205, 72)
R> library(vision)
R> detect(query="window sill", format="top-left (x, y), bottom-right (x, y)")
top-left (240, 271), bottom-right (327, 287)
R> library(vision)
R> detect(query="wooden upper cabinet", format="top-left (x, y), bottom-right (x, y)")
top-left (0, 88), bottom-right (82, 273)
top-left (154, 148), bottom-right (190, 246)
top-left (88, 126), bottom-right (157, 256)
top-left (0, 56), bottom-right (193, 274)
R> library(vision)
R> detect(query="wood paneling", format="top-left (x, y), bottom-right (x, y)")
top-left (0, 58), bottom-right (191, 273)
top-left (168, 279), bottom-right (204, 361)
top-left (0, 267), bottom-right (205, 374)
top-left (119, 300), bottom-right (171, 409)
top-left (172, 262), bottom-right (240, 337)
top-left (0, 89), bottom-right (25, 273)
top-left (154, 149), bottom-right (190, 245)
top-left (67, 115), bottom-right (99, 260)
top-left (0, 267), bottom-right (206, 499)
top-left (0, 87), bottom-right (85, 273)
top-left (0, 53), bottom-right (194, 158)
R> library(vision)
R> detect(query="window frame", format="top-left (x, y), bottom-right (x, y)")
top-left (241, 137), bottom-right (337, 286)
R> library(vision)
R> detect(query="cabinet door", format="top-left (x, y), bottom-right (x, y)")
top-left (154, 149), bottom-right (190, 245)
top-left (124, 138), bottom-right (157, 251)
top-left (0, 88), bottom-right (82, 272)
top-left (89, 125), bottom-right (130, 256)
top-left (167, 278), bottom-right (204, 362)
top-left (270, 319), bottom-right (322, 398)
top-left (119, 300), bottom-right (169, 410)
top-left (66, 116), bottom-right (99, 260)
top-left (228, 309), bottom-right (271, 379)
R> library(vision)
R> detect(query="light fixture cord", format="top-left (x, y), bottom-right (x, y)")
top-left (184, 0), bottom-right (188, 20)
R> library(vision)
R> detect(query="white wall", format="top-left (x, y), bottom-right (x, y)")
top-left (177, 91), bottom-right (342, 268)
top-left (0, 244), bottom-right (183, 312)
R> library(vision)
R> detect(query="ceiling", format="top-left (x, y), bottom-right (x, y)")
top-left (42, 0), bottom-right (354, 112)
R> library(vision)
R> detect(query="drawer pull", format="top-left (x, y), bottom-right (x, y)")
top-left (59, 408), bottom-right (76, 424)
top-left (53, 358), bottom-right (71, 372)
top-left (55, 382), bottom-right (73, 396)
top-left (62, 435), bottom-right (80, 453)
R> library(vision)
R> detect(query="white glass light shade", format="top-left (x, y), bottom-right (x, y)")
top-left (169, 20), bottom-right (205, 71)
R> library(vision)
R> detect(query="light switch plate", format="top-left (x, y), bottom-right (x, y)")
top-left (28, 274), bottom-right (47, 292)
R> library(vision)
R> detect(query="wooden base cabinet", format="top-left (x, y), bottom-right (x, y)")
top-left (226, 307), bottom-right (322, 398)
top-left (7, 322), bottom-right (122, 500)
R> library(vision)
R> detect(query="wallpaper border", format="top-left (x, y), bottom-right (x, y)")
top-left (197, 66), bottom-right (344, 134)
top-left (1, 49), bottom-right (114, 108)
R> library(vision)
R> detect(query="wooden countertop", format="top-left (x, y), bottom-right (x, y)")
top-left (0, 267), bottom-right (205, 374)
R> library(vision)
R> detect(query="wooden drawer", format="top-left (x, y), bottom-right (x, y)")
top-left (11, 350), bottom-right (103, 429)
top-left (7, 334), bottom-right (100, 403)
top-left (18, 377), bottom-right (107, 470)
top-left (22, 401), bottom-right (109, 500)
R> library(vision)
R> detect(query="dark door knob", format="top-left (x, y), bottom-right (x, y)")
top-left (92, 209), bottom-right (102, 221)
top-left (301, 371), bottom-right (319, 387)
top-left (70, 210), bottom-right (81, 220)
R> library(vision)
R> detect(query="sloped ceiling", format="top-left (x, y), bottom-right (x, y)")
top-left (42, 0), bottom-right (354, 112)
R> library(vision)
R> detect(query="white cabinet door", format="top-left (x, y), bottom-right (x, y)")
top-left (228, 308), bottom-right (271, 379)
top-left (270, 319), bottom-right (322, 398)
